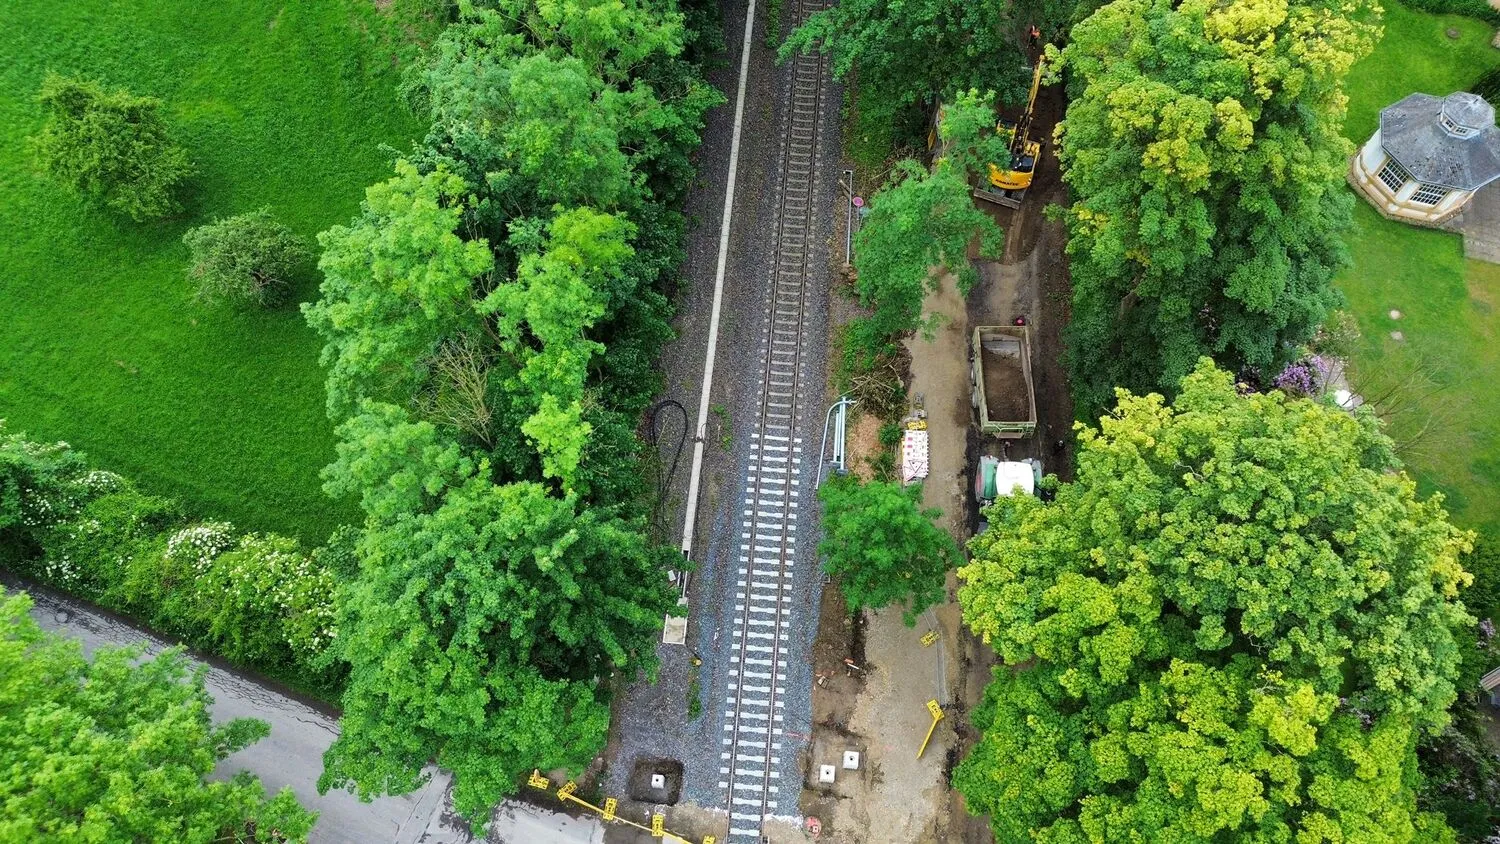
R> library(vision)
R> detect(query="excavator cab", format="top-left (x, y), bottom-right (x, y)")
top-left (981, 54), bottom-right (1045, 201)
top-left (927, 44), bottom-right (1048, 208)
top-left (987, 127), bottom-right (1039, 191)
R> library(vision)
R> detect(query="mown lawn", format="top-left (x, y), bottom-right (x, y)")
top-left (0, 1), bottom-right (439, 543)
top-left (1336, 1), bottom-right (1500, 531)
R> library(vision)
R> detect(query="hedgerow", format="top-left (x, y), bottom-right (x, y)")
top-left (0, 423), bottom-right (342, 695)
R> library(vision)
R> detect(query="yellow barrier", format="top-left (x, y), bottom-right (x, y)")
top-left (916, 700), bottom-right (945, 759)
top-left (920, 630), bottom-right (939, 647)
top-left (529, 771), bottom-right (711, 844)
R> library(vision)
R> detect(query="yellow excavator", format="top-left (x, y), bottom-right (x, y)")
top-left (976, 54), bottom-right (1046, 208)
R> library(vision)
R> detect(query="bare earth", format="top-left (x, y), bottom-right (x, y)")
top-left (787, 81), bottom-right (1076, 844)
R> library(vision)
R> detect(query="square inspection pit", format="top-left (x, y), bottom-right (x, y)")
top-left (626, 757), bottom-right (684, 805)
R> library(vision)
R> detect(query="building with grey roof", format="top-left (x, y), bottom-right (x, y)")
top-left (1349, 91), bottom-right (1500, 227)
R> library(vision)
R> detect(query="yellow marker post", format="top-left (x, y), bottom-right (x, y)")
top-left (528, 770), bottom-right (550, 790)
top-left (917, 699), bottom-right (945, 759)
top-left (651, 813), bottom-right (666, 837)
top-left (557, 781), bottom-right (578, 804)
top-left (920, 630), bottom-right (939, 647)
top-left (602, 797), bottom-right (617, 822)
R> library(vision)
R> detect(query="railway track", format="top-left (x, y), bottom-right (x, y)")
top-left (717, 1), bottom-right (831, 839)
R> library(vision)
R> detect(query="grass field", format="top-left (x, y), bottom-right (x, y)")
top-left (0, 1), bottom-right (439, 543)
top-left (1336, 2), bottom-right (1500, 531)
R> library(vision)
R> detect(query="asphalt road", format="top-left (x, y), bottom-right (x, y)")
top-left (1, 574), bottom-right (601, 844)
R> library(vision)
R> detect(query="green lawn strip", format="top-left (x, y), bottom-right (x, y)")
top-left (0, 0), bottom-right (430, 543)
top-left (1335, 1), bottom-right (1500, 530)
top-left (1337, 205), bottom-right (1500, 530)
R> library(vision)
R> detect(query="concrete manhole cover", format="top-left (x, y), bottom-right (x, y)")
top-left (626, 757), bottom-right (683, 804)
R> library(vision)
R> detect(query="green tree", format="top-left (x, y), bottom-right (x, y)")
top-left (1054, 0), bottom-right (1379, 417)
top-left (818, 475), bottom-right (959, 624)
top-left (30, 74), bottom-right (191, 222)
top-left (480, 207), bottom-right (635, 489)
top-left (184, 210), bottom-right (308, 309)
top-left (1459, 531), bottom-right (1500, 626)
top-left (955, 362), bottom-right (1472, 842)
top-left (780, 0), bottom-right (1035, 119)
top-left (0, 591), bottom-right (314, 842)
top-left (305, 162), bottom-right (495, 420)
top-left (845, 92), bottom-right (1004, 364)
top-left (319, 465), bottom-right (673, 823)
top-left (304, 1), bottom-right (715, 826)
top-left (1415, 531), bottom-right (1500, 843)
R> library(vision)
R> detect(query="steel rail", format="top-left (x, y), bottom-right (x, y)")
top-left (718, 0), bottom-right (831, 838)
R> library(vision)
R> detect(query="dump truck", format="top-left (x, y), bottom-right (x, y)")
top-left (971, 325), bottom-right (1037, 438)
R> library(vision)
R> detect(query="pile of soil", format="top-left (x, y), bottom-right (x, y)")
top-left (979, 341), bottom-right (1031, 423)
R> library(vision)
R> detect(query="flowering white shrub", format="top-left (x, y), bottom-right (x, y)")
top-left (77, 470), bottom-right (124, 495)
top-left (200, 534), bottom-right (339, 664)
top-left (41, 554), bottom-right (80, 589)
top-left (164, 522), bottom-right (236, 574)
top-left (7, 423), bottom-right (342, 681)
top-left (10, 439), bottom-right (86, 528)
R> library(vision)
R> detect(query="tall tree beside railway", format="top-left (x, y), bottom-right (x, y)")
top-left (781, 0), bottom-right (1032, 113)
top-left (954, 362), bottom-right (1472, 843)
top-left (1054, 0), bottom-right (1380, 418)
top-left (817, 476), bottom-right (959, 624)
top-left (304, 0), bottom-right (719, 825)
top-left (844, 91), bottom-right (1005, 363)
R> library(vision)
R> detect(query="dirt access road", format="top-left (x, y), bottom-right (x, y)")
top-left (782, 85), bottom-right (1074, 844)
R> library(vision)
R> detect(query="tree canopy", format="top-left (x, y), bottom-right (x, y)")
top-left (780, 0), bottom-right (1035, 115)
top-left (184, 209), bottom-right (307, 309)
top-left (31, 74), bottom-right (191, 222)
top-left (319, 465), bottom-right (672, 821)
top-left (1054, 0), bottom-right (1379, 417)
top-left (0, 591), bottom-right (313, 843)
top-left (817, 475), bottom-right (959, 624)
top-left (955, 362), bottom-right (1473, 842)
top-left (304, 0), bottom-right (718, 824)
top-left (844, 91), bottom-right (1004, 364)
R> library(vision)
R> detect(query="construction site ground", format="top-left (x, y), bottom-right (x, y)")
top-left (772, 83), bottom-right (1073, 843)
top-left (590, 68), bottom-right (1073, 843)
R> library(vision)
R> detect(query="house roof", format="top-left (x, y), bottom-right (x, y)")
top-left (1380, 92), bottom-right (1500, 191)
